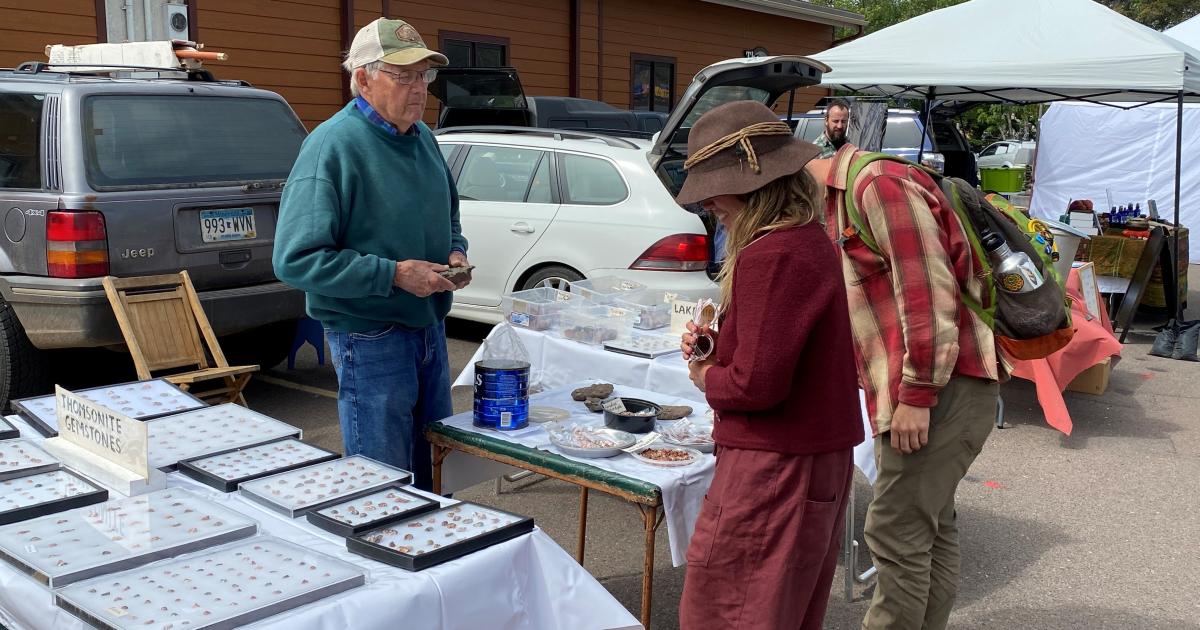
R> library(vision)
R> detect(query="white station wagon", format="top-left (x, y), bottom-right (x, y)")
top-left (434, 128), bottom-right (715, 325)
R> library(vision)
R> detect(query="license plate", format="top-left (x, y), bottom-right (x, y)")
top-left (200, 208), bottom-right (256, 243)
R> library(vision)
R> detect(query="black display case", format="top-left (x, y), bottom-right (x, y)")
top-left (346, 502), bottom-right (534, 571)
top-left (305, 485), bottom-right (441, 538)
top-left (176, 438), bottom-right (341, 492)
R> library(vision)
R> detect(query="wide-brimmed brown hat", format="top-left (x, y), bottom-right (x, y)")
top-left (675, 100), bottom-right (822, 205)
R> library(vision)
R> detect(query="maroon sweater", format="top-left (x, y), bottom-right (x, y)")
top-left (705, 223), bottom-right (864, 455)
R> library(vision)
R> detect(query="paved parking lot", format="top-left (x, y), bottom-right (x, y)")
top-left (44, 270), bottom-right (1200, 629)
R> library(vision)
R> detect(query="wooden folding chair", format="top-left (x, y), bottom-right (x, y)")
top-left (102, 271), bottom-right (258, 406)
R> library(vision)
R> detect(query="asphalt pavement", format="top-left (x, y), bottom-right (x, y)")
top-left (48, 269), bottom-right (1200, 629)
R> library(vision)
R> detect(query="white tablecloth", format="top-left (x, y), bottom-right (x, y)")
top-left (0, 416), bottom-right (641, 630)
top-left (453, 325), bottom-right (877, 484)
top-left (441, 382), bottom-right (715, 567)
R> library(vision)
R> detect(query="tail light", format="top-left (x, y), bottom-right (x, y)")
top-left (630, 234), bottom-right (708, 272)
top-left (47, 211), bottom-right (109, 278)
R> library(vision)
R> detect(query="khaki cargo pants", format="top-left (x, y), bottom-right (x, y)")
top-left (862, 376), bottom-right (998, 630)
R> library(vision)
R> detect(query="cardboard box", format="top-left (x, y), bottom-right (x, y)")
top-left (1066, 357), bottom-right (1111, 395)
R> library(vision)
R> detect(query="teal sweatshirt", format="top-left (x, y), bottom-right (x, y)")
top-left (273, 103), bottom-right (467, 333)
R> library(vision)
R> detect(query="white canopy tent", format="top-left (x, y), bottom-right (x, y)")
top-left (811, 0), bottom-right (1200, 317)
top-left (811, 0), bottom-right (1200, 104)
top-left (1033, 12), bottom-right (1200, 263)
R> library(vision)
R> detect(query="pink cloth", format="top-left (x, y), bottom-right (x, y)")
top-left (1009, 267), bottom-right (1123, 435)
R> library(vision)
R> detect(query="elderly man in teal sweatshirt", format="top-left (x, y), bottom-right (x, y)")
top-left (273, 18), bottom-right (469, 490)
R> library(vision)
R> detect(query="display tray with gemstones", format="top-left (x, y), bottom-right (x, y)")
top-left (177, 438), bottom-right (342, 493)
top-left (0, 468), bottom-right (108, 526)
top-left (346, 502), bottom-right (534, 571)
top-left (0, 488), bottom-right (257, 587)
top-left (147, 404), bottom-right (302, 472)
top-left (305, 485), bottom-right (441, 538)
top-left (238, 455), bottom-right (413, 518)
top-left (54, 536), bottom-right (366, 630)
top-left (0, 439), bottom-right (60, 481)
top-left (0, 415), bottom-right (18, 441)
top-left (11, 378), bottom-right (207, 438)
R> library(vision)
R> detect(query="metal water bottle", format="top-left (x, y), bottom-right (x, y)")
top-left (982, 232), bottom-right (1043, 294)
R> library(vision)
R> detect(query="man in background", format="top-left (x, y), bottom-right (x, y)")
top-left (814, 98), bottom-right (851, 158)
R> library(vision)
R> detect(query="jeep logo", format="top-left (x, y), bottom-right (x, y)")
top-left (121, 247), bottom-right (156, 259)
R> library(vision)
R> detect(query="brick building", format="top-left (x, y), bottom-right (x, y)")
top-left (2, 0), bottom-right (864, 128)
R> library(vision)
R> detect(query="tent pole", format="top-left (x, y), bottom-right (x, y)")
top-left (919, 88), bottom-right (935, 167)
top-left (1173, 90), bottom-right (1184, 326)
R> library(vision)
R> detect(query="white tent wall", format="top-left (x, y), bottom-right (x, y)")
top-left (1032, 102), bottom-right (1200, 263)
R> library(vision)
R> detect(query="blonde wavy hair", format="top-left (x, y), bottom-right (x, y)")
top-left (716, 170), bottom-right (823, 308)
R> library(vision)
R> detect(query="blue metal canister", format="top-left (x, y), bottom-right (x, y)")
top-left (473, 360), bottom-right (531, 430)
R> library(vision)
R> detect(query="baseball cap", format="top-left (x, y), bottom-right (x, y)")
top-left (345, 18), bottom-right (448, 70)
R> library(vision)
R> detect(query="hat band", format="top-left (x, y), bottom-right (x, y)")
top-left (684, 120), bottom-right (794, 174)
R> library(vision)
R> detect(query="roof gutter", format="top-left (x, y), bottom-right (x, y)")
top-left (700, 0), bottom-right (866, 28)
top-left (831, 24), bottom-right (865, 46)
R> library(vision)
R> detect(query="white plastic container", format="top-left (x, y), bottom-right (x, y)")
top-left (555, 305), bottom-right (637, 346)
top-left (569, 276), bottom-right (646, 304)
top-left (611, 290), bottom-right (675, 330)
top-left (501, 287), bottom-right (582, 331)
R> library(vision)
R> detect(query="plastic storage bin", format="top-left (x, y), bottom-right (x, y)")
top-left (979, 167), bottom-right (1026, 193)
top-left (501, 287), bottom-right (581, 331)
top-left (611, 290), bottom-right (676, 330)
top-left (569, 276), bottom-right (646, 304)
top-left (555, 305), bottom-right (637, 346)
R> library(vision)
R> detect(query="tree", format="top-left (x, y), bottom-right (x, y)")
top-left (811, 0), bottom-right (1200, 149)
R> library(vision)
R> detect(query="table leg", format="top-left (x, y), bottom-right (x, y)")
top-left (577, 487), bottom-right (589, 565)
top-left (431, 445), bottom-right (450, 495)
top-left (636, 504), bottom-right (664, 629)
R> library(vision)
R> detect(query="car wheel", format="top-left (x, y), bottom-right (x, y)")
top-left (0, 298), bottom-right (48, 407)
top-left (221, 319), bottom-right (300, 370)
top-left (519, 266), bottom-right (584, 292)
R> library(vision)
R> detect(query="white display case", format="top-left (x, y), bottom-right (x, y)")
top-left (0, 488), bottom-right (257, 587)
top-left (0, 439), bottom-right (60, 481)
top-left (12, 379), bottom-right (206, 438)
top-left (147, 404), bottom-right (301, 471)
top-left (238, 455), bottom-right (413, 518)
top-left (0, 469), bottom-right (108, 526)
top-left (177, 438), bottom-right (341, 492)
top-left (55, 537), bottom-right (366, 630)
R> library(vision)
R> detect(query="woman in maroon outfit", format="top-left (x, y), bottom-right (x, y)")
top-left (677, 101), bottom-right (864, 629)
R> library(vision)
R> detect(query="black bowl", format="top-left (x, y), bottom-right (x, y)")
top-left (602, 397), bottom-right (662, 434)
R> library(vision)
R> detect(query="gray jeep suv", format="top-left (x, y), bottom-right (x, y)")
top-left (0, 62), bottom-right (307, 404)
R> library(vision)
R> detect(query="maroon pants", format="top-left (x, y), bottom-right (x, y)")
top-left (679, 446), bottom-right (853, 630)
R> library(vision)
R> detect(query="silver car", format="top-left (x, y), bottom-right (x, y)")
top-left (0, 62), bottom-right (307, 403)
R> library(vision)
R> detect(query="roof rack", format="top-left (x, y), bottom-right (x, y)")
top-left (9, 61), bottom-right (247, 85)
top-left (432, 126), bottom-right (642, 149)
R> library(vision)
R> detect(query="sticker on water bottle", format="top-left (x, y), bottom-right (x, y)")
top-left (500, 412), bottom-right (513, 429)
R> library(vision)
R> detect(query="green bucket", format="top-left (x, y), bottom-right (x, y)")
top-left (979, 167), bottom-right (1026, 193)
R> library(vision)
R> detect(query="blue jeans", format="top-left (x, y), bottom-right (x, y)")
top-left (325, 320), bottom-right (452, 491)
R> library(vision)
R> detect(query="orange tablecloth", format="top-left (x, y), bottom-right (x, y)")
top-left (1009, 267), bottom-right (1123, 435)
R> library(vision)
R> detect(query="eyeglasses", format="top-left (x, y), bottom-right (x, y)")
top-left (377, 67), bottom-right (438, 85)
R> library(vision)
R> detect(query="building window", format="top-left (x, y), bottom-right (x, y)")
top-left (440, 32), bottom-right (509, 67)
top-left (631, 54), bottom-right (675, 112)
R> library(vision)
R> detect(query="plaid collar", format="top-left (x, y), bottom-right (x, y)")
top-left (354, 96), bottom-right (420, 137)
top-left (825, 144), bottom-right (858, 191)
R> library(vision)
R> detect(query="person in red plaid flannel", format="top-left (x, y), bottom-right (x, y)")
top-left (807, 146), bottom-right (1004, 630)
